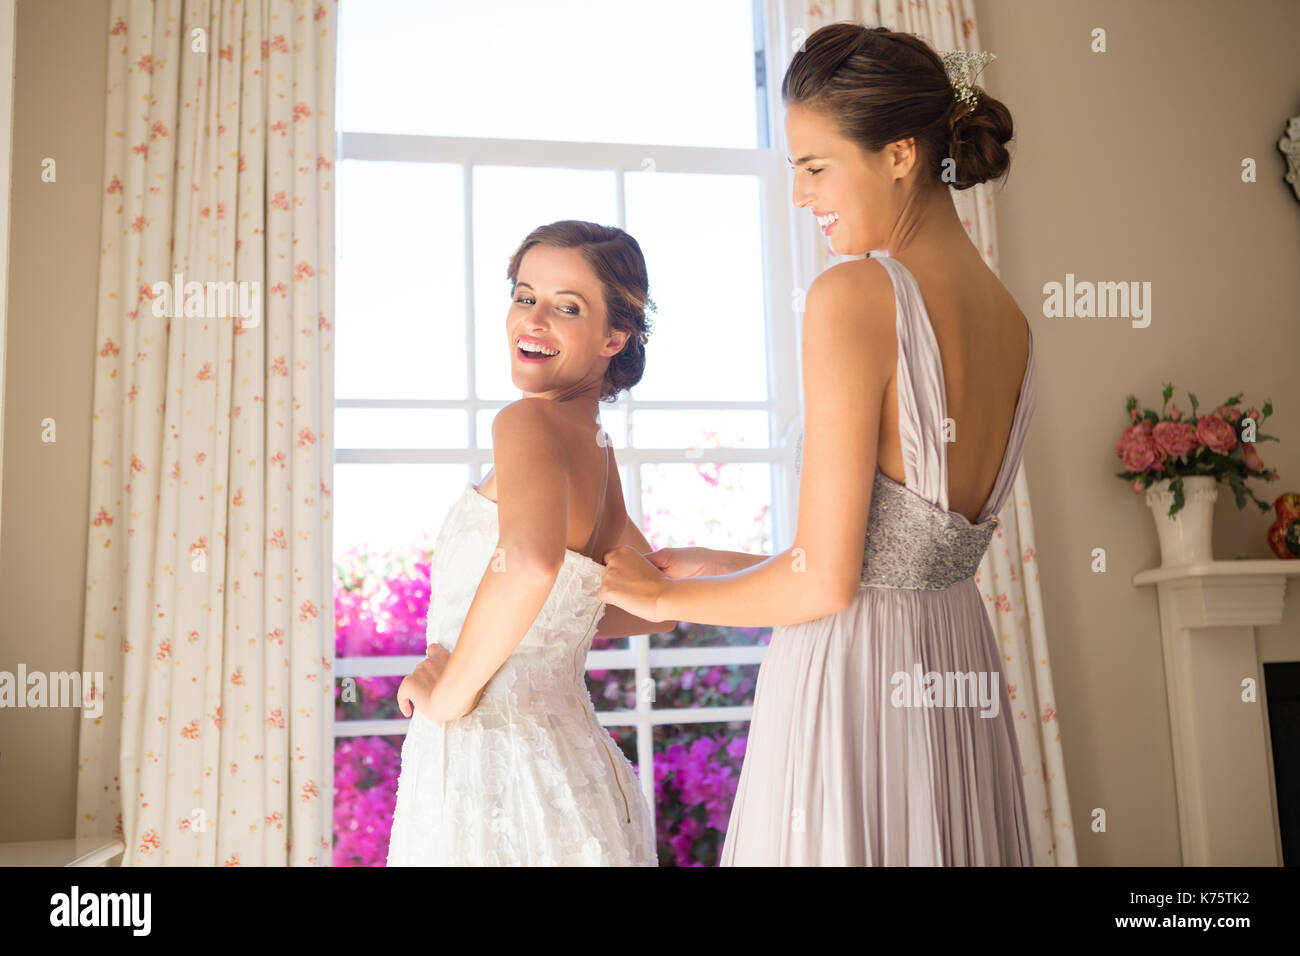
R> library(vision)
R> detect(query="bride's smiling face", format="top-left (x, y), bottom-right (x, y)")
top-left (508, 244), bottom-right (629, 400)
top-left (786, 102), bottom-right (913, 256)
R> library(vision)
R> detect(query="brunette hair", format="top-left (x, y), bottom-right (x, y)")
top-left (782, 23), bottom-right (1013, 190)
top-left (506, 220), bottom-right (655, 402)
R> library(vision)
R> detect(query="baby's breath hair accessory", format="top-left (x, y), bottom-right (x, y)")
top-left (940, 49), bottom-right (996, 107)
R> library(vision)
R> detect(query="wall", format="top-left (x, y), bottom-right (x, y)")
top-left (979, 0), bottom-right (1300, 864)
top-left (0, 0), bottom-right (107, 842)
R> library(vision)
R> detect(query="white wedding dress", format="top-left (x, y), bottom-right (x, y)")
top-left (386, 445), bottom-right (657, 866)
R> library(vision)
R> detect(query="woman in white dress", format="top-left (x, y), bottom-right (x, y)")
top-left (599, 24), bottom-right (1035, 865)
top-left (386, 220), bottom-right (673, 866)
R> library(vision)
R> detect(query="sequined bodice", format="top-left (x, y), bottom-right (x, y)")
top-left (860, 469), bottom-right (998, 589)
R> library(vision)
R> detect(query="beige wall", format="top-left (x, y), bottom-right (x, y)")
top-left (1, 0), bottom-right (1297, 862)
top-left (0, 0), bottom-right (107, 842)
top-left (980, 0), bottom-right (1300, 864)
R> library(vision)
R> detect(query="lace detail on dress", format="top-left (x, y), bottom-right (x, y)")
top-left (386, 483), bottom-right (656, 866)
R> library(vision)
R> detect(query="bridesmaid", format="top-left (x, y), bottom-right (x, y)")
top-left (598, 23), bottom-right (1034, 865)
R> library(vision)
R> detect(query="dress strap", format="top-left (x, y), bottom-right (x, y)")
top-left (870, 252), bottom-right (951, 511)
top-left (581, 438), bottom-right (611, 560)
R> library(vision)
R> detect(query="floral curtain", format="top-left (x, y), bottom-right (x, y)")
top-left (778, 0), bottom-right (1076, 865)
top-left (76, 0), bottom-right (337, 866)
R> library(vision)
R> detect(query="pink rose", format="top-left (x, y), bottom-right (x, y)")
top-left (1169, 404), bottom-right (1180, 421)
top-left (1153, 420), bottom-right (1198, 458)
top-left (1132, 479), bottom-right (1144, 494)
top-left (1246, 407), bottom-right (1260, 422)
top-left (1215, 405), bottom-right (1241, 422)
top-left (1116, 421), bottom-right (1166, 472)
top-left (1114, 419), bottom-right (1151, 455)
top-left (1242, 442), bottom-right (1264, 473)
top-left (1196, 414), bottom-right (1238, 454)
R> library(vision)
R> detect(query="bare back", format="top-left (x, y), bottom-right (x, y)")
top-left (874, 249), bottom-right (1031, 524)
top-left (476, 407), bottom-right (626, 563)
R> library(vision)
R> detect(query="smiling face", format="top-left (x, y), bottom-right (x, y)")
top-left (508, 244), bottom-right (630, 401)
top-left (785, 102), bottom-right (919, 256)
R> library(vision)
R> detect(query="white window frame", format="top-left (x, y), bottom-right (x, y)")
top-left (332, 0), bottom-right (800, 828)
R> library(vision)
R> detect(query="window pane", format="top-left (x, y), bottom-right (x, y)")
top-left (336, 161), bottom-right (465, 399)
top-left (339, 0), bottom-right (759, 148)
top-left (654, 663), bottom-right (761, 707)
top-left (472, 166), bottom-right (618, 400)
top-left (336, 676), bottom-right (405, 721)
top-left (625, 172), bottom-right (768, 401)
top-left (650, 621), bottom-right (769, 650)
top-left (639, 462), bottom-right (772, 553)
top-left (335, 409), bottom-right (468, 449)
top-left (586, 668), bottom-right (637, 712)
top-left (653, 721), bottom-right (750, 867)
top-left (631, 410), bottom-right (770, 449)
top-left (333, 463), bottom-right (469, 561)
top-left (334, 734), bottom-right (403, 867)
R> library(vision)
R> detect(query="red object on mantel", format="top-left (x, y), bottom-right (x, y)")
top-left (1266, 492), bottom-right (1300, 558)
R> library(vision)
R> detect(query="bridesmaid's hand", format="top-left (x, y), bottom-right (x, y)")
top-left (647, 546), bottom-right (730, 578)
top-left (396, 644), bottom-right (452, 719)
top-left (598, 546), bottom-right (671, 621)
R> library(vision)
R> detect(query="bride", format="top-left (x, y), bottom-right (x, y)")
top-left (386, 220), bottom-right (670, 866)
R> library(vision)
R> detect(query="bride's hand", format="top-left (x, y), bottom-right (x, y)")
top-left (396, 644), bottom-right (452, 719)
top-left (646, 546), bottom-right (729, 578)
top-left (598, 546), bottom-right (671, 621)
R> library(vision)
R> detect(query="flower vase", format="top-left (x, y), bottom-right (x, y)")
top-left (1144, 475), bottom-right (1218, 566)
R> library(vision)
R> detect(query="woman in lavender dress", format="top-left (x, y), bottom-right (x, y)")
top-left (599, 24), bottom-right (1035, 865)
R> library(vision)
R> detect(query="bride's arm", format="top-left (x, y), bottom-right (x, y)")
top-left (596, 520), bottom-right (677, 639)
top-left (601, 262), bottom-right (893, 628)
top-left (423, 399), bottom-right (573, 721)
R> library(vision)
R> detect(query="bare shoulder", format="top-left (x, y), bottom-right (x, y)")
top-left (492, 396), bottom-right (564, 438)
top-left (810, 256), bottom-right (893, 299)
top-left (804, 258), bottom-right (897, 353)
top-left (491, 399), bottom-right (571, 476)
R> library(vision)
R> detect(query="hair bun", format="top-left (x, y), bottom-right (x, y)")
top-left (946, 89), bottom-right (1013, 190)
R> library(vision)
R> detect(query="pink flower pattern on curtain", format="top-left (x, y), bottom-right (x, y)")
top-left (76, 0), bottom-right (337, 866)
top-left (788, 0), bottom-right (1077, 865)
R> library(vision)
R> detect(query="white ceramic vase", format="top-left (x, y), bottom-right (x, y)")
top-left (1144, 475), bottom-right (1218, 566)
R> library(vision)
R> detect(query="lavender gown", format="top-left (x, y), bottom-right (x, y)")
top-left (720, 251), bottom-right (1036, 866)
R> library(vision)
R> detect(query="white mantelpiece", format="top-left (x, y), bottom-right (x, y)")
top-left (1134, 559), bottom-right (1300, 866)
top-left (0, 836), bottom-right (124, 866)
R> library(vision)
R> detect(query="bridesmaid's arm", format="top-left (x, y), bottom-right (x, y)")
top-left (425, 399), bottom-right (571, 721)
top-left (707, 550), bottom-right (770, 572)
top-left (603, 262), bottom-right (895, 628)
top-left (596, 519), bottom-right (677, 638)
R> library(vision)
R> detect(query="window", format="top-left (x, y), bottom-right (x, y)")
top-left (332, 0), bottom-right (798, 867)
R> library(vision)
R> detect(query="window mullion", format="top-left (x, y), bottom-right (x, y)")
top-left (463, 161), bottom-right (477, 477)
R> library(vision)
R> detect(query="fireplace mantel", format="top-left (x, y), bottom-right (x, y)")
top-left (1134, 559), bottom-right (1300, 865)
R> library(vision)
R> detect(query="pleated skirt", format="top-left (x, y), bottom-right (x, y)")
top-left (720, 579), bottom-right (1033, 866)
